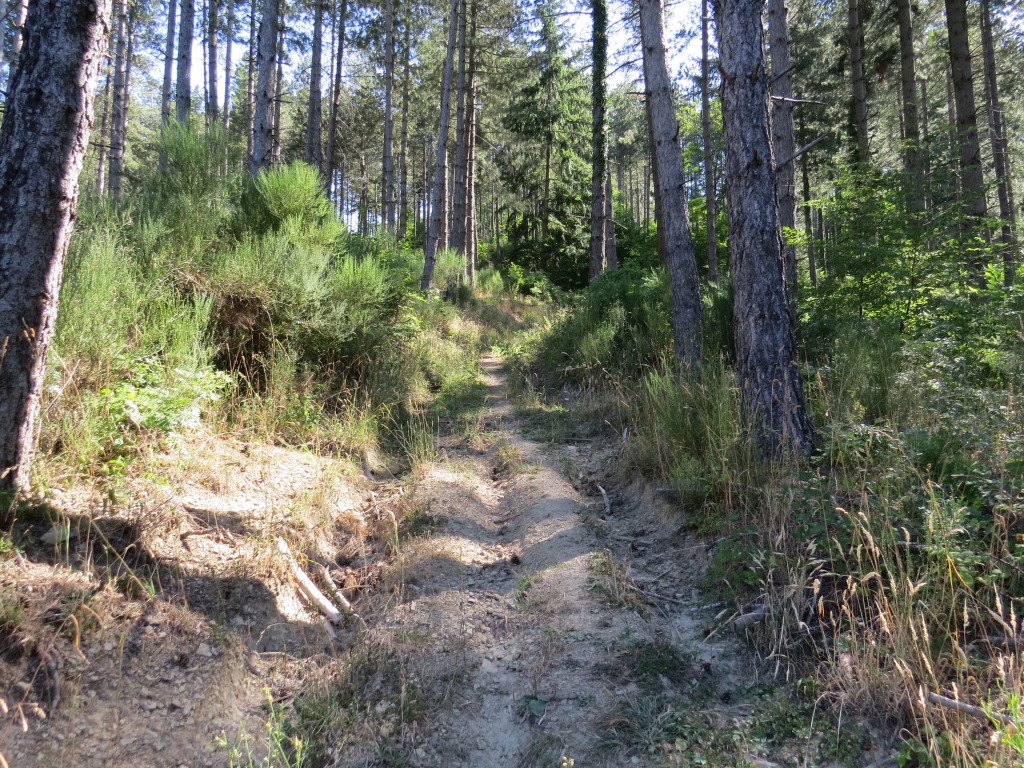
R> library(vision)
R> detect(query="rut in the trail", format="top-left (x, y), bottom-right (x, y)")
top-left (368, 355), bottom-right (752, 768)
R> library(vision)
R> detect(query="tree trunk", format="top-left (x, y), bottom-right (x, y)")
top-left (95, 70), bottom-right (111, 193)
top-left (176, 0), bottom-right (194, 122)
top-left (325, 0), bottom-right (347, 197)
top-left (701, 0), bottom-right (717, 283)
top-left (767, 0), bottom-right (796, 313)
top-left (449, 0), bottom-right (468, 254)
top-left (381, 0), bottom-right (396, 231)
top-left (305, 0), bottom-right (323, 171)
top-left (397, 18), bottom-right (410, 238)
top-left (0, 0), bottom-right (7, 87)
top-left (588, 0), bottom-right (608, 281)
top-left (466, 80), bottom-right (477, 286)
top-left (800, 134), bottom-right (816, 286)
top-left (246, 0), bottom-right (255, 160)
top-left (847, 0), bottom-right (868, 164)
top-left (249, 0), bottom-right (278, 174)
top-left (222, 0), bottom-right (233, 128)
top-left (109, 0), bottom-right (130, 200)
top-left (162, 0), bottom-right (177, 126)
top-left (980, 0), bottom-right (1017, 285)
top-left (896, 0), bottom-right (922, 209)
top-left (421, 0), bottom-right (460, 290)
top-left (271, 7), bottom-right (284, 165)
top-left (639, 0), bottom-right (702, 370)
top-left (605, 172), bottom-right (617, 269)
top-left (207, 0), bottom-right (219, 123)
top-left (944, 0), bottom-right (988, 287)
top-left (714, 0), bottom-right (814, 459)
top-left (0, 0), bottom-right (111, 490)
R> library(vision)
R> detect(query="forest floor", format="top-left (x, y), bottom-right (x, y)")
top-left (0, 349), bottom-right (898, 768)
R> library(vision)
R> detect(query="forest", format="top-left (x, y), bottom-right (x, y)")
top-left (0, 0), bottom-right (1023, 765)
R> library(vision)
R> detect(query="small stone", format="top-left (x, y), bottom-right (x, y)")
top-left (415, 748), bottom-right (426, 758)
top-left (197, 643), bottom-right (213, 657)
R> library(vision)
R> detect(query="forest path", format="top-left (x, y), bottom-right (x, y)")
top-left (375, 354), bottom-right (759, 768)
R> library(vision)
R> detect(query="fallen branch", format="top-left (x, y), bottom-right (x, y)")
top-left (277, 538), bottom-right (341, 625)
top-left (732, 604), bottom-right (770, 631)
top-left (597, 485), bottom-right (611, 516)
top-left (926, 691), bottom-right (1013, 726)
top-left (315, 562), bottom-right (353, 613)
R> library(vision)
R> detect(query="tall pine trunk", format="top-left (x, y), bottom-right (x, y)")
top-left (449, 0), bottom-right (468, 253)
top-left (588, 0), bottom-right (608, 281)
top-left (847, 0), bottom-right (868, 164)
top-left (980, 0), bottom-right (1017, 285)
top-left (767, 0), bottom-right (797, 313)
top-left (207, 0), bottom-right (219, 123)
top-left (0, 0), bottom-right (111, 490)
top-left (639, 0), bottom-right (702, 369)
top-left (249, 0), bottom-right (278, 174)
top-left (896, 0), bottom-right (922, 209)
top-left (381, 0), bottom-right (396, 231)
top-left (246, 0), bottom-right (255, 160)
top-left (109, 0), bottom-right (130, 200)
top-left (944, 0), bottom-right (988, 287)
top-left (177, 0), bottom-right (194, 122)
top-left (421, 0), bottom-right (460, 291)
top-left (305, 0), bottom-right (324, 171)
top-left (397, 19), bottom-right (411, 238)
top-left (701, 0), bottom-right (717, 282)
top-left (222, 0), bottom-right (233, 128)
top-left (96, 71), bottom-right (111, 193)
top-left (162, 0), bottom-right (177, 126)
top-left (325, 0), bottom-right (347, 197)
top-left (271, 7), bottom-right (284, 165)
top-left (466, 77), bottom-right (477, 285)
top-left (715, 0), bottom-right (814, 459)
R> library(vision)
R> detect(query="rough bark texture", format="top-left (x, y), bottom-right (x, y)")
top-left (109, 0), bottom-right (129, 199)
top-left (981, 0), bottom-right (1017, 285)
top-left (249, 0), bottom-right (278, 174)
top-left (421, 0), bottom-right (460, 291)
top-left (847, 0), bottom-right (868, 163)
top-left (449, 0), bottom-right (468, 253)
top-left (161, 0), bottom-right (177, 126)
top-left (207, 0), bottom-right (219, 122)
top-left (397, 19), bottom-right (411, 238)
top-left (701, 0), bottom-right (717, 283)
top-left (381, 0), bottom-right (396, 231)
top-left (714, 0), bottom-right (814, 459)
top-left (588, 0), bottom-right (608, 281)
top-left (325, 0), bottom-right (347, 197)
top-left (639, 0), bottom-right (702, 370)
top-left (896, 0), bottom-right (922, 209)
top-left (176, 0), bottom-right (194, 122)
top-left (944, 0), bottom-right (988, 286)
top-left (466, 76), bottom-right (477, 285)
top-left (95, 71), bottom-right (111, 193)
top-left (767, 0), bottom-right (796, 313)
top-left (0, 0), bottom-right (111, 489)
top-left (222, 0), bottom-right (232, 128)
top-left (305, 0), bottom-right (324, 172)
top-left (270, 9), bottom-right (284, 164)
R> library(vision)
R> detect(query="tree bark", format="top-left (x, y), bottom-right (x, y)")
top-left (397, 18), bottom-right (410, 238)
top-left (0, 0), bottom-right (111, 490)
top-left (270, 6), bottom-right (284, 165)
top-left (605, 172), bottom-right (618, 269)
top-left (588, 0), bottom-right (608, 281)
top-left (449, 0), bottom-right (468, 253)
top-left (207, 0), bottom-right (219, 123)
top-left (767, 0), bottom-right (796, 313)
top-left (639, 0), bottom-right (702, 370)
top-left (249, 0), bottom-right (278, 174)
top-left (896, 0), bottom-right (922, 209)
top-left (381, 0), bottom-right (396, 231)
top-left (305, 0), bottom-right (324, 172)
top-left (800, 123), bottom-right (817, 286)
top-left (95, 70), bottom-right (111, 193)
top-left (466, 78), bottom-right (477, 285)
top-left (222, 0), bottom-right (233, 128)
top-left (162, 0), bottom-right (177, 126)
top-left (421, 0), bottom-right (460, 290)
top-left (944, 0), bottom-right (988, 287)
top-left (847, 0), bottom-right (868, 164)
top-left (325, 0), bottom-right (346, 197)
top-left (108, 0), bottom-right (130, 200)
top-left (176, 0), bottom-right (194, 122)
top-left (980, 0), bottom-right (1017, 285)
top-left (246, 0), bottom-right (255, 160)
top-left (701, 0), bottom-right (717, 283)
top-left (714, 0), bottom-right (814, 459)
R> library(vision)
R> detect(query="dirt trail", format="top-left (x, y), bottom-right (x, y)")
top-left (376, 356), bottom-right (754, 767)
